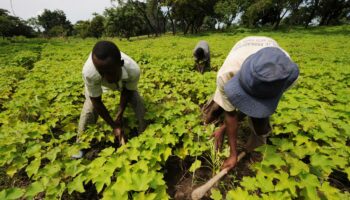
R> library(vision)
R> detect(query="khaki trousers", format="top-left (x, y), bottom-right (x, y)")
top-left (77, 90), bottom-right (146, 139)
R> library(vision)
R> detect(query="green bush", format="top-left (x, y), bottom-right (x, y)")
top-left (12, 51), bottom-right (40, 69)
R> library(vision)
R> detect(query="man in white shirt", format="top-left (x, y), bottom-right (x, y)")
top-left (203, 36), bottom-right (299, 171)
top-left (74, 41), bottom-right (145, 157)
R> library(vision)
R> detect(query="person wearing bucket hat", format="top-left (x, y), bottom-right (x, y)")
top-left (203, 36), bottom-right (299, 171)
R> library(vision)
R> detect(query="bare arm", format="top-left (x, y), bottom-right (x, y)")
top-left (115, 88), bottom-right (132, 123)
top-left (90, 96), bottom-right (117, 129)
top-left (222, 111), bottom-right (239, 170)
top-left (212, 123), bottom-right (226, 151)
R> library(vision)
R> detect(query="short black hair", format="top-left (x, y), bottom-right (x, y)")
top-left (92, 41), bottom-right (121, 62)
top-left (194, 48), bottom-right (205, 60)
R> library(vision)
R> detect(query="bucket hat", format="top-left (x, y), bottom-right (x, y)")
top-left (224, 47), bottom-right (299, 118)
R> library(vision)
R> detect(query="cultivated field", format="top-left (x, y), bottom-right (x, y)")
top-left (0, 26), bottom-right (349, 199)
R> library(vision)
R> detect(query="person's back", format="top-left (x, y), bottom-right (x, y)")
top-left (193, 40), bottom-right (210, 73)
top-left (203, 36), bottom-right (299, 171)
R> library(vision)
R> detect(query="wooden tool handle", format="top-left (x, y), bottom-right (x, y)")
top-left (191, 152), bottom-right (246, 200)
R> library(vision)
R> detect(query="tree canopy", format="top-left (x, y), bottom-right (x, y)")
top-left (0, 0), bottom-right (349, 38)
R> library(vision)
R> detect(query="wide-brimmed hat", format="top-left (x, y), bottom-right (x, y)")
top-left (224, 47), bottom-right (299, 118)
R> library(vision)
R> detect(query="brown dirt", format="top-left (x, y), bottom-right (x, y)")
top-left (164, 121), bottom-right (263, 199)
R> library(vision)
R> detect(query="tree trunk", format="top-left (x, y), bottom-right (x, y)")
top-left (132, 1), bottom-right (158, 36)
top-left (166, 7), bottom-right (176, 35)
top-left (184, 21), bottom-right (190, 34)
top-left (305, 0), bottom-right (319, 28)
top-left (274, 9), bottom-right (288, 30)
top-left (171, 19), bottom-right (176, 35)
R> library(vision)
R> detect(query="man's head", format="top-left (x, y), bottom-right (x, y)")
top-left (194, 47), bottom-right (205, 62)
top-left (194, 48), bottom-right (207, 73)
top-left (92, 41), bottom-right (123, 83)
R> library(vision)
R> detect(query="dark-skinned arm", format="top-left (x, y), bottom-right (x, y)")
top-left (90, 96), bottom-right (117, 129)
top-left (221, 111), bottom-right (239, 170)
top-left (212, 123), bottom-right (226, 151)
top-left (115, 88), bottom-right (133, 124)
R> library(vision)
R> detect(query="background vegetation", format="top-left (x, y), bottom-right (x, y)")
top-left (1, 0), bottom-right (350, 39)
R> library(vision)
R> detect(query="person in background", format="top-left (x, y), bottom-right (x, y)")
top-left (203, 36), bottom-right (299, 171)
top-left (73, 41), bottom-right (146, 158)
top-left (193, 40), bottom-right (211, 74)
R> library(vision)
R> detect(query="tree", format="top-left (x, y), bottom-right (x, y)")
top-left (0, 9), bottom-right (34, 37)
top-left (304, 0), bottom-right (320, 27)
top-left (169, 0), bottom-right (218, 34)
top-left (239, 0), bottom-right (305, 29)
top-left (27, 17), bottom-right (41, 33)
top-left (282, 0), bottom-right (306, 26)
top-left (37, 9), bottom-right (73, 37)
top-left (161, 0), bottom-right (177, 34)
top-left (214, 0), bottom-right (239, 27)
top-left (104, 2), bottom-right (147, 39)
top-left (89, 14), bottom-right (105, 38)
top-left (73, 20), bottom-right (91, 38)
top-left (317, 0), bottom-right (350, 25)
top-left (114, 0), bottom-right (166, 36)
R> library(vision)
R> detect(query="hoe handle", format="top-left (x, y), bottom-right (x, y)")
top-left (191, 152), bottom-right (246, 200)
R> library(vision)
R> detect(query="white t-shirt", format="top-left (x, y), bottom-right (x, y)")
top-left (213, 36), bottom-right (290, 112)
top-left (82, 52), bottom-right (140, 97)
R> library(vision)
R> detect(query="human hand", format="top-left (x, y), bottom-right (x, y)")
top-left (113, 127), bottom-right (125, 146)
top-left (211, 127), bottom-right (225, 152)
top-left (221, 154), bottom-right (237, 171)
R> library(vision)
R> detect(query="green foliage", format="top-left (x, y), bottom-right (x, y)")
top-left (73, 14), bottom-right (105, 39)
top-left (73, 20), bottom-right (91, 38)
top-left (0, 9), bottom-right (34, 37)
top-left (12, 50), bottom-right (40, 69)
top-left (105, 2), bottom-right (149, 39)
top-left (37, 9), bottom-right (73, 37)
top-left (0, 26), bottom-right (349, 199)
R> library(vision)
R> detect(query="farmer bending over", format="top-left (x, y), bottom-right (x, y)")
top-left (73, 41), bottom-right (145, 158)
top-left (193, 40), bottom-right (210, 74)
top-left (203, 36), bottom-right (299, 170)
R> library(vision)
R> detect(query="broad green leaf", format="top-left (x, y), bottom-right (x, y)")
top-left (310, 153), bottom-right (333, 176)
top-left (269, 138), bottom-right (294, 151)
top-left (240, 176), bottom-right (257, 191)
top-left (64, 159), bottom-right (85, 177)
top-left (0, 190), bottom-right (6, 199)
top-left (6, 165), bottom-right (17, 177)
top-left (284, 154), bottom-right (309, 176)
top-left (319, 182), bottom-right (343, 200)
top-left (189, 160), bottom-right (201, 173)
top-left (293, 134), bottom-right (309, 146)
top-left (26, 143), bottom-right (41, 157)
top-left (99, 147), bottom-right (115, 157)
top-left (210, 189), bottom-right (222, 200)
top-left (262, 191), bottom-right (291, 200)
top-left (226, 187), bottom-right (255, 200)
top-left (256, 172), bottom-right (275, 193)
top-left (45, 147), bottom-right (61, 162)
top-left (345, 168), bottom-right (350, 180)
top-left (301, 186), bottom-right (318, 200)
top-left (133, 192), bottom-right (157, 200)
top-left (67, 175), bottom-right (85, 194)
top-left (26, 158), bottom-right (41, 178)
top-left (5, 188), bottom-right (25, 200)
top-left (25, 181), bottom-right (44, 197)
top-left (299, 173), bottom-right (319, 188)
top-left (274, 172), bottom-right (297, 197)
top-left (256, 145), bottom-right (285, 168)
top-left (149, 173), bottom-right (165, 189)
top-left (131, 172), bottom-right (152, 191)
